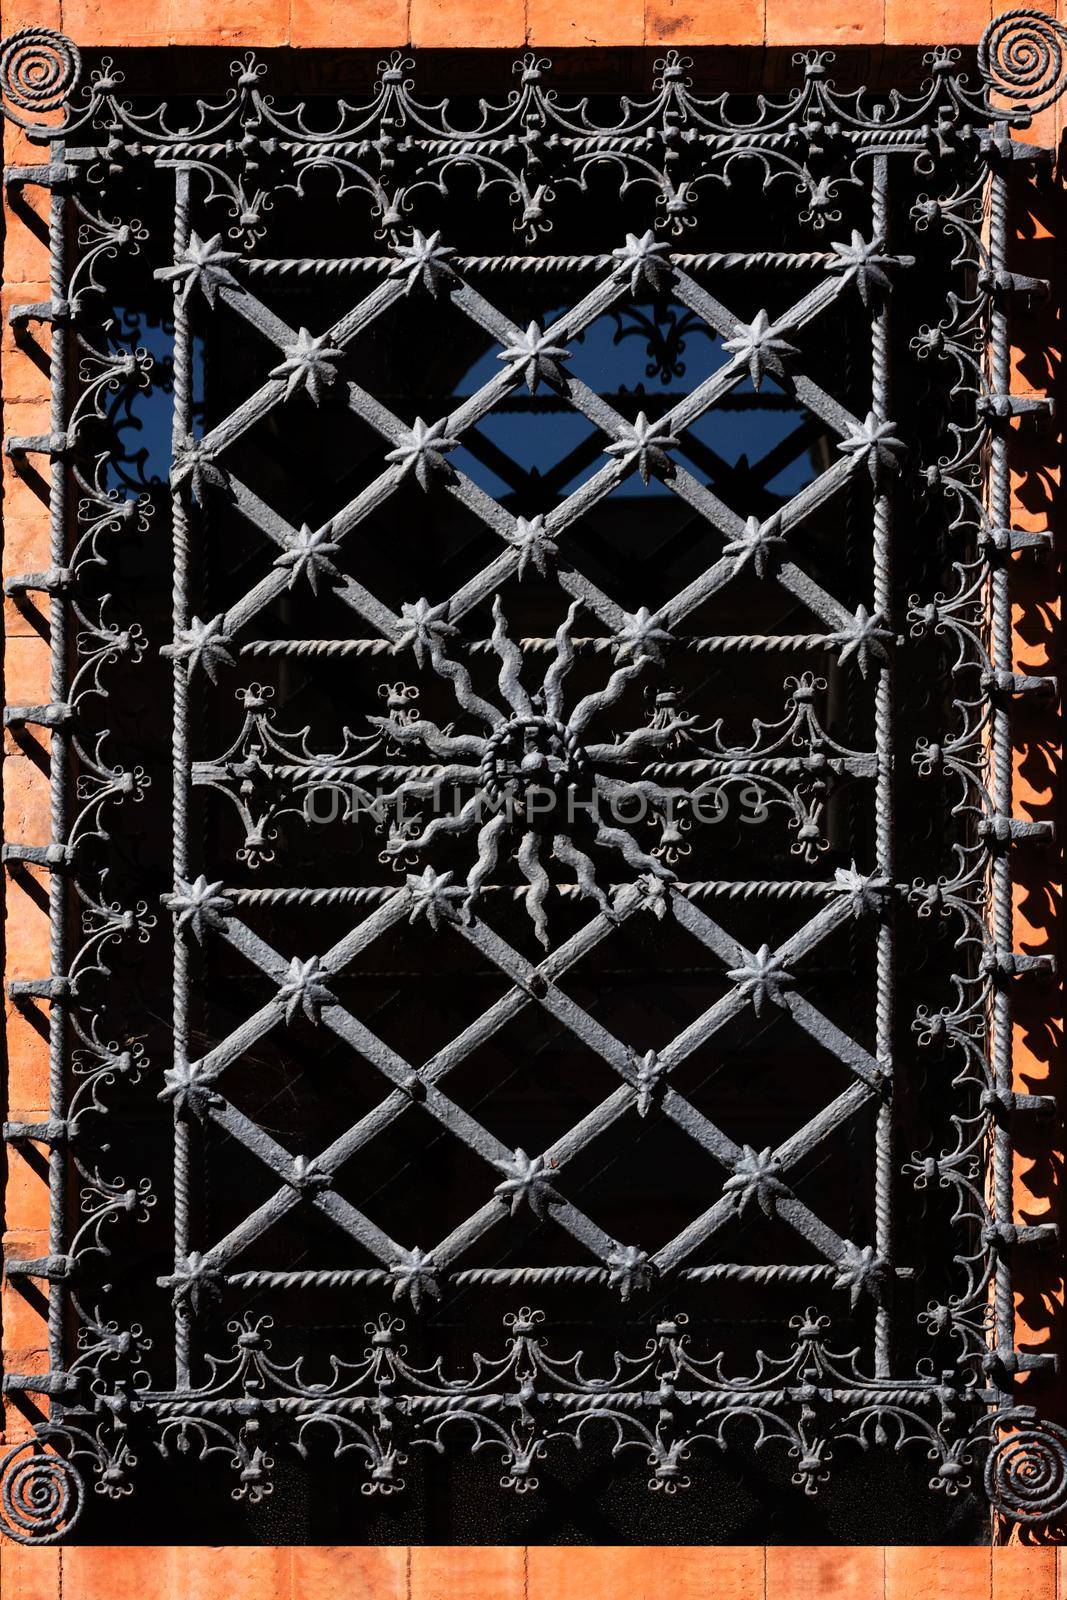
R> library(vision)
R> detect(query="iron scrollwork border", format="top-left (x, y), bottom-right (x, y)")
top-left (0, 10), bottom-right (1063, 1540)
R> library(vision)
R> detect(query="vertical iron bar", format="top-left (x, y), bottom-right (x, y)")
top-left (987, 164), bottom-right (1016, 1398)
top-left (46, 140), bottom-right (68, 1380)
top-left (170, 166), bottom-right (193, 1390)
top-left (871, 142), bottom-right (895, 1379)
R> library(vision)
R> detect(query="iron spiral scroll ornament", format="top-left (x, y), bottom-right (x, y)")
top-left (984, 1423), bottom-right (1067, 1526)
top-left (979, 9), bottom-right (1067, 112)
top-left (0, 26), bottom-right (80, 116)
top-left (0, 1440), bottom-right (84, 1544)
top-left (0, 7), bottom-right (1064, 1542)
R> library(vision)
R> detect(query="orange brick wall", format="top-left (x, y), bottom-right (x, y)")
top-left (0, 0), bottom-right (1039, 49)
top-left (1, 1542), bottom-right (1066, 1597)
top-left (1, 0), bottom-right (1064, 1591)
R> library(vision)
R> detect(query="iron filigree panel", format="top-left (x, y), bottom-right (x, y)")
top-left (0, 12), bottom-right (1065, 1541)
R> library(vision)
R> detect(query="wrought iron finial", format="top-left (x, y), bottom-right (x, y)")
top-left (980, 8), bottom-right (1067, 113)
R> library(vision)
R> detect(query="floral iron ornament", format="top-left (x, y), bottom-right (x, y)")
top-left (0, 11), bottom-right (1063, 1541)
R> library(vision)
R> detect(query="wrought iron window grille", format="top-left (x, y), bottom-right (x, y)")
top-left (0, 11), bottom-right (1065, 1542)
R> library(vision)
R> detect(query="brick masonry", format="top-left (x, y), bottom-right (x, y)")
top-left (0, 0), bottom-right (1064, 1588)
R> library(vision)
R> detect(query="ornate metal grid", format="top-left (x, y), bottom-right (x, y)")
top-left (0, 13), bottom-right (1065, 1542)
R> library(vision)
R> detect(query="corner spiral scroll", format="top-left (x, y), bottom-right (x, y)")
top-left (979, 8), bottom-right (1067, 114)
top-left (0, 26), bottom-right (80, 116)
top-left (984, 1421), bottom-right (1067, 1526)
top-left (0, 1438), bottom-right (85, 1544)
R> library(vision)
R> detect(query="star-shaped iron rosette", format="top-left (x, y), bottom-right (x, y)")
top-left (163, 875), bottom-right (232, 942)
top-left (269, 327), bottom-right (345, 405)
top-left (275, 956), bottom-right (338, 1025)
top-left (406, 867), bottom-right (463, 930)
top-left (839, 412), bottom-right (905, 487)
top-left (385, 417), bottom-right (460, 491)
top-left (725, 944), bottom-right (795, 1015)
top-left (723, 1146), bottom-right (791, 1216)
top-left (162, 615), bottom-right (236, 683)
top-left (171, 437), bottom-right (230, 507)
top-left (830, 231), bottom-right (893, 306)
top-left (722, 515), bottom-right (787, 579)
top-left (273, 524), bottom-right (342, 593)
top-left (389, 1246), bottom-right (440, 1311)
top-left (608, 230), bottom-right (673, 297)
top-left (156, 231), bottom-right (239, 308)
top-left (497, 321), bottom-right (571, 394)
top-left (722, 309), bottom-right (798, 391)
top-left (493, 1149), bottom-right (563, 1219)
top-left (394, 597), bottom-right (457, 667)
top-left (505, 515), bottom-right (558, 579)
top-left (389, 229), bottom-right (457, 295)
top-left (605, 411), bottom-right (679, 486)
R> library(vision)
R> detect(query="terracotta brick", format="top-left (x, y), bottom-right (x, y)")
top-left (5, 998), bottom-right (51, 1117)
top-left (291, 1547), bottom-right (407, 1600)
top-left (0, 1544), bottom-right (61, 1600)
top-left (62, 1546), bottom-right (172, 1600)
top-left (992, 1548), bottom-right (1056, 1600)
top-left (4, 634), bottom-right (52, 709)
top-left (60, 0), bottom-right (171, 46)
top-left (0, 403), bottom-right (54, 584)
top-left (1, 398), bottom-right (51, 443)
top-left (766, 1548), bottom-right (883, 1598)
top-left (170, 1548), bottom-right (292, 1599)
top-left (0, 0), bottom-right (62, 35)
top-left (766, 0), bottom-right (882, 43)
top-left (1, 1232), bottom-right (51, 1364)
top-left (166, 0), bottom-right (290, 46)
top-left (4, 1131), bottom-right (52, 1233)
top-left (410, 0), bottom-right (525, 47)
top-left (1, 494), bottom-right (52, 578)
top-left (0, 353), bottom-right (51, 406)
top-left (2, 751), bottom-right (51, 844)
top-left (885, 1548), bottom-right (992, 1600)
top-left (528, 0), bottom-right (644, 45)
top-left (410, 1548), bottom-right (524, 1600)
top-left (1, 280), bottom-right (51, 353)
top-left (0, 193), bottom-right (52, 287)
top-left (290, 0), bottom-right (410, 46)
top-left (884, 0), bottom-right (990, 44)
top-left (4, 594), bottom-right (51, 639)
top-left (529, 1546), bottom-right (762, 1600)
top-left (4, 864), bottom-right (50, 980)
top-left (645, 0), bottom-right (766, 45)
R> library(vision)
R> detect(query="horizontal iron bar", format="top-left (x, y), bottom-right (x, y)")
top-left (6, 299), bottom-right (74, 326)
top-left (3, 432), bottom-right (72, 458)
top-left (983, 526), bottom-right (1053, 555)
top-left (3, 161), bottom-right (75, 188)
top-left (981, 1090), bottom-right (1057, 1120)
top-left (2, 1372), bottom-right (82, 1398)
top-left (3, 703), bottom-right (74, 729)
top-left (4, 568), bottom-right (74, 596)
top-left (981, 670), bottom-right (1057, 698)
top-left (4, 1254), bottom-right (74, 1282)
top-left (242, 249), bottom-right (893, 277)
top-left (4, 1119), bottom-right (68, 1143)
top-left (977, 816), bottom-right (1055, 846)
top-left (2, 842), bottom-right (74, 869)
top-left (7, 978), bottom-right (71, 1003)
